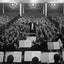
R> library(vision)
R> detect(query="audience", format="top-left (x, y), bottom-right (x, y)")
top-left (31, 57), bottom-right (41, 64)
top-left (54, 54), bottom-right (60, 64)
top-left (0, 13), bottom-right (63, 50)
top-left (0, 13), bottom-right (63, 64)
top-left (7, 55), bottom-right (14, 64)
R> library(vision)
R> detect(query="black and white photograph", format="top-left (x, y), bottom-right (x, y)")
top-left (0, 0), bottom-right (64, 64)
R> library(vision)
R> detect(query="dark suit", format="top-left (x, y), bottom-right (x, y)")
top-left (49, 63), bottom-right (60, 64)
top-left (29, 22), bottom-right (36, 33)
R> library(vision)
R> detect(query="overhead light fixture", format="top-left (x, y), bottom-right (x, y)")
top-left (32, 3), bottom-right (35, 6)
top-left (54, 4), bottom-right (56, 6)
top-left (9, 3), bottom-right (19, 9)
top-left (29, 3), bottom-right (37, 8)
top-left (51, 3), bottom-right (56, 6)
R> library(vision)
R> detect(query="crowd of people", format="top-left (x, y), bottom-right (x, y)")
top-left (0, 13), bottom-right (63, 64)
top-left (49, 14), bottom-right (64, 45)
top-left (0, 13), bottom-right (19, 50)
top-left (0, 13), bottom-right (63, 50)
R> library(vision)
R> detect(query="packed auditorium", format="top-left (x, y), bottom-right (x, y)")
top-left (0, 0), bottom-right (64, 64)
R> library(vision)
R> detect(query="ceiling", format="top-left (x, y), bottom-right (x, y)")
top-left (0, 0), bottom-right (64, 3)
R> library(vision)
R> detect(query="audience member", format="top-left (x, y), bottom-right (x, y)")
top-left (7, 55), bottom-right (14, 64)
top-left (31, 57), bottom-right (41, 64)
top-left (54, 54), bottom-right (60, 64)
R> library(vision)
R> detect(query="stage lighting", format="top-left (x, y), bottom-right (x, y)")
top-left (11, 3), bottom-right (14, 6)
top-left (32, 3), bottom-right (35, 6)
top-left (54, 4), bottom-right (56, 6)
top-left (9, 3), bottom-right (19, 9)
top-left (51, 3), bottom-right (56, 6)
top-left (30, 3), bottom-right (37, 8)
top-left (50, 3), bottom-right (58, 9)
